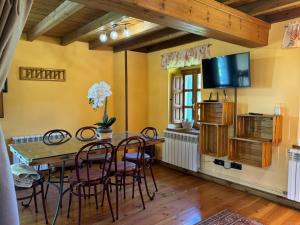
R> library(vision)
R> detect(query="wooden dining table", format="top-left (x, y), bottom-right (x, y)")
top-left (9, 132), bottom-right (165, 225)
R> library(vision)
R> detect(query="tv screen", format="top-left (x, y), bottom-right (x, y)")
top-left (202, 52), bottom-right (251, 88)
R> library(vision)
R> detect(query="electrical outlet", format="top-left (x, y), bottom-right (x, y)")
top-left (231, 162), bottom-right (242, 170)
top-left (214, 159), bottom-right (224, 166)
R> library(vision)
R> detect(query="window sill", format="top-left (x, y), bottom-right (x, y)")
top-left (166, 128), bottom-right (200, 136)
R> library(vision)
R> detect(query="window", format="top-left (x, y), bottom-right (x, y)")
top-left (170, 68), bottom-right (201, 127)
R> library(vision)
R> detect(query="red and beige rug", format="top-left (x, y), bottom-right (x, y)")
top-left (197, 209), bottom-right (263, 225)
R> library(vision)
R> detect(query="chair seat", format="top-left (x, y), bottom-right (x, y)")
top-left (125, 152), bottom-right (151, 161)
top-left (69, 168), bottom-right (105, 185)
top-left (108, 161), bottom-right (136, 173)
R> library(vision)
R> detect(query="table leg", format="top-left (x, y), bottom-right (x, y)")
top-left (52, 161), bottom-right (65, 225)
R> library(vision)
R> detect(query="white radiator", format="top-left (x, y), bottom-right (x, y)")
top-left (162, 130), bottom-right (200, 172)
top-left (288, 148), bottom-right (300, 202)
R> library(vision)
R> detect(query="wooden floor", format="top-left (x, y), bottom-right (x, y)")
top-left (19, 165), bottom-right (300, 225)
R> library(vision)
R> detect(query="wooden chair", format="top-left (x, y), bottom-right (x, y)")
top-left (75, 126), bottom-right (97, 142)
top-left (43, 129), bottom-right (73, 199)
top-left (67, 141), bottom-right (115, 225)
top-left (125, 127), bottom-right (158, 192)
top-left (107, 136), bottom-right (146, 220)
top-left (15, 174), bottom-right (48, 224)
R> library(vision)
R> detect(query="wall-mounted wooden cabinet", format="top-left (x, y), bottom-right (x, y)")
top-left (229, 114), bottom-right (282, 167)
top-left (200, 123), bottom-right (228, 157)
top-left (196, 102), bottom-right (234, 125)
top-left (229, 137), bottom-right (272, 168)
top-left (198, 102), bottom-right (234, 157)
top-left (236, 114), bottom-right (282, 144)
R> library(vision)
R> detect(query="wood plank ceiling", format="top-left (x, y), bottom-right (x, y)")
top-left (22, 0), bottom-right (300, 53)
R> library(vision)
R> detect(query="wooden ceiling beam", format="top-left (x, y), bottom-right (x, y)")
top-left (237, 0), bottom-right (300, 16)
top-left (258, 6), bottom-right (300, 23)
top-left (113, 28), bottom-right (187, 52)
top-left (89, 21), bottom-right (162, 50)
top-left (70, 0), bottom-right (271, 47)
top-left (132, 33), bottom-right (206, 53)
top-left (61, 12), bottom-right (124, 45)
top-left (27, 0), bottom-right (84, 41)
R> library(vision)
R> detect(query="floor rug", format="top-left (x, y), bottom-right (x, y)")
top-left (196, 209), bottom-right (263, 225)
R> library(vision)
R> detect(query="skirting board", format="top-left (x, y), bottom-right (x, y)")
top-left (158, 160), bottom-right (300, 210)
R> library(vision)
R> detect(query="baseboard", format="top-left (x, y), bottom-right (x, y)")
top-left (157, 160), bottom-right (300, 210)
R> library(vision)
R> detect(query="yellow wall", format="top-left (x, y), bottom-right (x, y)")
top-left (147, 18), bottom-right (300, 196)
top-left (1, 36), bottom-right (114, 141)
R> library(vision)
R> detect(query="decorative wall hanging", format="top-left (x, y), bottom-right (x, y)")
top-left (282, 22), bottom-right (300, 48)
top-left (19, 67), bottom-right (65, 82)
top-left (161, 44), bottom-right (211, 70)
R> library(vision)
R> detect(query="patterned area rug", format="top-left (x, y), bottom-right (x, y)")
top-left (196, 209), bottom-right (263, 225)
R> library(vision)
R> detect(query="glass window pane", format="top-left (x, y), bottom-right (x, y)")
top-left (184, 91), bottom-right (193, 106)
top-left (185, 75), bottom-right (193, 89)
top-left (184, 108), bottom-right (193, 121)
top-left (197, 73), bottom-right (202, 89)
top-left (197, 91), bottom-right (201, 103)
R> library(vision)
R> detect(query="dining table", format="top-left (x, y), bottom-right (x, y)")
top-left (9, 132), bottom-right (165, 225)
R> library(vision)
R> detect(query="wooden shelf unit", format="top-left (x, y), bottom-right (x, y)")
top-left (229, 114), bottom-right (283, 167)
top-left (229, 138), bottom-right (272, 168)
top-left (236, 114), bottom-right (282, 144)
top-left (200, 123), bottom-right (228, 157)
top-left (196, 102), bottom-right (234, 125)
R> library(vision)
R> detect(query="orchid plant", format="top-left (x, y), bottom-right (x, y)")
top-left (88, 81), bottom-right (116, 131)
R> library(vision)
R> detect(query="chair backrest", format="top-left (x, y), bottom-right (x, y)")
top-left (75, 141), bottom-right (114, 183)
top-left (141, 127), bottom-right (158, 138)
top-left (75, 126), bottom-right (97, 142)
top-left (43, 129), bottom-right (72, 145)
top-left (116, 136), bottom-right (146, 172)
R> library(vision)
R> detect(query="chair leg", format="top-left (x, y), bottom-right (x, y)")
top-left (40, 183), bottom-right (49, 224)
top-left (101, 184), bottom-right (105, 207)
top-left (67, 186), bottom-right (73, 218)
top-left (123, 176), bottom-right (126, 199)
top-left (32, 185), bottom-right (38, 213)
top-left (105, 184), bottom-right (115, 222)
top-left (132, 176), bottom-right (135, 199)
top-left (45, 168), bottom-right (51, 199)
top-left (78, 185), bottom-right (82, 225)
top-left (137, 174), bottom-right (145, 210)
top-left (149, 162), bottom-right (158, 192)
top-left (59, 168), bottom-right (64, 208)
top-left (83, 187), bottom-right (86, 200)
top-left (94, 185), bottom-right (98, 209)
top-left (116, 176), bottom-right (119, 220)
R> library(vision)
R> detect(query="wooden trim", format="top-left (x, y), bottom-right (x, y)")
top-left (61, 12), bottom-right (124, 45)
top-left (158, 161), bottom-right (300, 210)
top-left (70, 0), bottom-right (271, 47)
top-left (27, 1), bottom-right (84, 41)
top-left (125, 50), bottom-right (128, 132)
top-left (132, 34), bottom-right (206, 53)
top-left (238, 0), bottom-right (300, 16)
top-left (113, 28), bottom-right (188, 52)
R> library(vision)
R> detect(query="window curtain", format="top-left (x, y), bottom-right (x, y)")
top-left (161, 44), bottom-right (211, 70)
top-left (282, 22), bottom-right (300, 48)
top-left (0, 1), bottom-right (33, 225)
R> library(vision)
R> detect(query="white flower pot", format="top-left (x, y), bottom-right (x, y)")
top-left (96, 128), bottom-right (113, 140)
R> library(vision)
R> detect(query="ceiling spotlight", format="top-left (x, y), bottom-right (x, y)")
top-left (124, 25), bottom-right (130, 37)
top-left (110, 30), bottom-right (118, 40)
top-left (99, 33), bottom-right (107, 42)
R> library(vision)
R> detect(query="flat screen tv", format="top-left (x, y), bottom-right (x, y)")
top-left (202, 52), bottom-right (251, 88)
